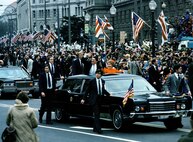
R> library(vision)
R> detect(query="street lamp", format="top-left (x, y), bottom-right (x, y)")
top-left (110, 5), bottom-right (116, 50)
top-left (44, 0), bottom-right (47, 27)
top-left (68, 0), bottom-right (71, 45)
top-left (149, 0), bottom-right (157, 57)
top-left (57, 2), bottom-right (60, 53)
top-left (161, 2), bottom-right (166, 9)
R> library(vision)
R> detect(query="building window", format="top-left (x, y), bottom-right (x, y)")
top-left (39, 0), bottom-right (44, 4)
top-left (75, 7), bottom-right (77, 15)
top-left (53, 9), bottom-right (57, 17)
top-left (39, 10), bottom-right (44, 18)
top-left (65, 8), bottom-right (67, 16)
top-left (47, 9), bottom-right (50, 18)
top-left (33, 0), bottom-right (35, 4)
top-left (33, 10), bottom-right (36, 18)
top-left (78, 6), bottom-right (80, 15)
top-left (81, 7), bottom-right (83, 16)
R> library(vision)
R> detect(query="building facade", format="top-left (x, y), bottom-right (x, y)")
top-left (0, 2), bottom-right (17, 37)
top-left (31, 0), bottom-right (86, 32)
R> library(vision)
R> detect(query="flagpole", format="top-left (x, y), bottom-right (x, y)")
top-left (133, 12), bottom-right (151, 29)
top-left (104, 35), bottom-right (106, 53)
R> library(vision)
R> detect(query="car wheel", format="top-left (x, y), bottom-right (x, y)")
top-left (164, 118), bottom-right (180, 130)
top-left (112, 109), bottom-right (123, 130)
top-left (55, 108), bottom-right (69, 122)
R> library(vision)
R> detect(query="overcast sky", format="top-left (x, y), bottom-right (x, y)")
top-left (0, 0), bottom-right (16, 15)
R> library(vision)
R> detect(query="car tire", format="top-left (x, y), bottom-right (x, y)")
top-left (55, 108), bottom-right (69, 122)
top-left (112, 109), bottom-right (124, 130)
top-left (164, 118), bottom-right (181, 130)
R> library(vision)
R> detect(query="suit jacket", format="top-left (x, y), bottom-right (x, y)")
top-left (83, 78), bottom-right (110, 106)
top-left (148, 65), bottom-right (161, 91)
top-left (48, 62), bottom-right (60, 79)
top-left (39, 72), bottom-right (56, 93)
top-left (71, 58), bottom-right (84, 75)
top-left (130, 61), bottom-right (142, 75)
top-left (165, 73), bottom-right (190, 94)
top-left (84, 61), bottom-right (102, 75)
top-left (31, 60), bottom-right (41, 79)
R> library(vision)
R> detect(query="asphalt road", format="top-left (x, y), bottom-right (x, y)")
top-left (0, 98), bottom-right (192, 142)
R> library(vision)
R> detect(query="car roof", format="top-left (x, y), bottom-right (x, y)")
top-left (67, 74), bottom-right (141, 80)
top-left (0, 66), bottom-right (21, 70)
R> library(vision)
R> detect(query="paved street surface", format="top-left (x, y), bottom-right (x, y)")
top-left (0, 98), bottom-right (192, 142)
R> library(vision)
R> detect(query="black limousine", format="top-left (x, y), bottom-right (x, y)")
top-left (51, 74), bottom-right (192, 130)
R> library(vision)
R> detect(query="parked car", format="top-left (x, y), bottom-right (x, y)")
top-left (51, 74), bottom-right (192, 130)
top-left (0, 66), bottom-right (39, 98)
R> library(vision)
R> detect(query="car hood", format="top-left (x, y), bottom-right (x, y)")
top-left (113, 91), bottom-right (173, 101)
top-left (0, 78), bottom-right (31, 81)
top-left (133, 92), bottom-right (174, 102)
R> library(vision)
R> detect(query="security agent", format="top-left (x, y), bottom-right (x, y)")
top-left (81, 69), bottom-right (110, 134)
top-left (38, 64), bottom-right (56, 124)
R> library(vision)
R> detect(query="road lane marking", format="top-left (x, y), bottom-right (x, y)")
top-left (39, 125), bottom-right (140, 142)
top-left (0, 103), bottom-right (191, 133)
top-left (70, 126), bottom-right (113, 131)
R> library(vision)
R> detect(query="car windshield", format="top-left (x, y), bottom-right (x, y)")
top-left (0, 68), bottom-right (29, 79)
top-left (105, 77), bottom-right (156, 96)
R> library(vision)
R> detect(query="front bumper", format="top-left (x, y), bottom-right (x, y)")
top-left (126, 110), bottom-right (193, 120)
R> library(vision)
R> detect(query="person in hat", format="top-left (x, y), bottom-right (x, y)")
top-left (6, 91), bottom-right (39, 142)
top-left (81, 69), bottom-right (110, 134)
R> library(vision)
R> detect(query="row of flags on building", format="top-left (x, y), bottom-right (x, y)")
top-left (132, 11), bottom-right (168, 45)
top-left (95, 11), bottom-right (168, 45)
top-left (0, 29), bottom-right (57, 45)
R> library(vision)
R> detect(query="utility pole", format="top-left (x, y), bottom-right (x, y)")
top-left (68, 0), bottom-right (71, 45)
top-left (57, 3), bottom-right (60, 52)
top-left (44, 0), bottom-right (47, 26)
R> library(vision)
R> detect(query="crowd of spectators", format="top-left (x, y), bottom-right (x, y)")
top-left (0, 40), bottom-right (192, 94)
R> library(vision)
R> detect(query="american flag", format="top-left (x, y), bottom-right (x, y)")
top-left (33, 31), bottom-right (42, 41)
top-left (158, 10), bottom-right (168, 45)
top-left (122, 79), bottom-right (134, 106)
top-left (95, 15), bottom-right (106, 38)
top-left (104, 15), bottom-right (114, 30)
top-left (43, 31), bottom-right (57, 43)
top-left (11, 34), bottom-right (20, 43)
top-left (132, 12), bottom-right (144, 42)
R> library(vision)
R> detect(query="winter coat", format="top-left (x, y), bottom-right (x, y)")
top-left (6, 99), bottom-right (39, 142)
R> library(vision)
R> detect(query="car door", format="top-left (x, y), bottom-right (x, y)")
top-left (66, 79), bottom-right (84, 115)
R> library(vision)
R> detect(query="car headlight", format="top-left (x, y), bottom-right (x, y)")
top-left (181, 104), bottom-right (186, 110)
top-left (3, 83), bottom-right (14, 87)
top-left (135, 106), bottom-right (140, 112)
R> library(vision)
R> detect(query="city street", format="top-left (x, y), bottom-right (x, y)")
top-left (0, 98), bottom-right (192, 142)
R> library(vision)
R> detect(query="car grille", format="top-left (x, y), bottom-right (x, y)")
top-left (149, 101), bottom-right (176, 112)
top-left (15, 81), bottom-right (33, 88)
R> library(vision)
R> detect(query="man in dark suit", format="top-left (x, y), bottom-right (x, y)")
top-left (165, 64), bottom-right (192, 128)
top-left (31, 54), bottom-right (41, 79)
top-left (47, 56), bottom-right (63, 79)
top-left (81, 70), bottom-right (110, 134)
top-left (148, 58), bottom-right (162, 92)
top-left (39, 64), bottom-right (56, 124)
top-left (71, 51), bottom-right (84, 75)
top-left (84, 57), bottom-right (102, 76)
